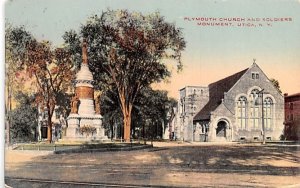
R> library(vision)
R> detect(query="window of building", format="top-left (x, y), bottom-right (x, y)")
top-left (290, 114), bottom-right (293, 121)
top-left (251, 72), bottom-right (259, 80)
top-left (290, 103), bottom-right (293, 110)
top-left (250, 89), bottom-right (259, 101)
top-left (250, 105), bottom-right (259, 129)
top-left (237, 96), bottom-right (247, 129)
top-left (250, 89), bottom-right (260, 129)
top-left (264, 97), bottom-right (273, 130)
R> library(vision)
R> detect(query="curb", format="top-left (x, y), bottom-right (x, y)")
top-left (54, 144), bottom-right (153, 154)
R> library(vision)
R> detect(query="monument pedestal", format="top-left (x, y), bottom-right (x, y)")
top-left (163, 127), bottom-right (170, 140)
top-left (65, 114), bottom-right (108, 141)
top-left (65, 114), bottom-right (80, 140)
top-left (93, 114), bottom-right (107, 139)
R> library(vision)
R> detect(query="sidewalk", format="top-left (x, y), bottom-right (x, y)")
top-left (5, 148), bottom-right (53, 164)
top-left (152, 141), bottom-right (300, 147)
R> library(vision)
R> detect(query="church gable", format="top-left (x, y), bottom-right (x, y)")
top-left (212, 101), bottom-right (234, 118)
top-left (224, 63), bottom-right (283, 110)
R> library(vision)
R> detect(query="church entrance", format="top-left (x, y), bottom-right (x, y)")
top-left (216, 121), bottom-right (227, 138)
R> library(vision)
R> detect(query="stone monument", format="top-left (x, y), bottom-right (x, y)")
top-left (65, 40), bottom-right (107, 141)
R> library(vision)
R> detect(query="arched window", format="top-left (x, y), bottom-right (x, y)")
top-left (264, 97), bottom-right (273, 130)
top-left (250, 89), bottom-right (259, 101)
top-left (249, 89), bottom-right (260, 129)
top-left (237, 96), bottom-right (247, 129)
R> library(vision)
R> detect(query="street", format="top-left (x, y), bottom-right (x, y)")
top-left (5, 142), bottom-right (300, 187)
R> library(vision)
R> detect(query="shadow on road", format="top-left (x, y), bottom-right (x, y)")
top-left (5, 144), bottom-right (300, 187)
top-left (155, 145), bottom-right (299, 176)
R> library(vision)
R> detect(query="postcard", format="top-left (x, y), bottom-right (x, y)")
top-left (3, 0), bottom-right (300, 187)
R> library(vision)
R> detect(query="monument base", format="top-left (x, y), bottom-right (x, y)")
top-left (64, 113), bottom-right (108, 141)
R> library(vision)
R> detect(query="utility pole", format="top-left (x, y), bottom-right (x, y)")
top-left (258, 89), bottom-right (266, 145)
top-left (190, 90), bottom-right (196, 142)
top-left (180, 97), bottom-right (185, 142)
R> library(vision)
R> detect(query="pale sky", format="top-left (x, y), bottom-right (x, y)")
top-left (4, 0), bottom-right (300, 99)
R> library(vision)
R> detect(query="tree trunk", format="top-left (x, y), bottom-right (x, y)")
top-left (47, 114), bottom-right (52, 143)
top-left (122, 106), bottom-right (132, 142)
top-left (47, 104), bottom-right (54, 143)
top-left (143, 123), bottom-right (145, 138)
top-left (119, 89), bottom-right (133, 142)
top-left (6, 83), bottom-right (11, 146)
top-left (110, 119), bottom-right (114, 140)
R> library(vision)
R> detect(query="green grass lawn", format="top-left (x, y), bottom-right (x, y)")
top-left (13, 142), bottom-right (146, 151)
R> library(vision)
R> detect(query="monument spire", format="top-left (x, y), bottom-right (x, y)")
top-left (82, 39), bottom-right (88, 65)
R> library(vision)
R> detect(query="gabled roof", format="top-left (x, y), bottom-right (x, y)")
top-left (193, 68), bottom-right (248, 121)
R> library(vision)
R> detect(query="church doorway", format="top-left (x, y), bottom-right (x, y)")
top-left (216, 121), bottom-right (227, 138)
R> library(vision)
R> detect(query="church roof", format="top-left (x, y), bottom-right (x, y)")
top-left (193, 68), bottom-right (248, 121)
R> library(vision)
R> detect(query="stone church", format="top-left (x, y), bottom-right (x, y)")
top-left (177, 62), bottom-right (284, 142)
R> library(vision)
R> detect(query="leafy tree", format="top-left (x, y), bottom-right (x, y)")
top-left (56, 92), bottom-right (72, 118)
top-left (5, 24), bottom-right (35, 144)
top-left (27, 42), bottom-right (74, 143)
top-left (64, 10), bottom-right (186, 141)
top-left (270, 78), bottom-right (282, 94)
top-left (62, 30), bottom-right (82, 70)
top-left (100, 88), bottom-right (123, 139)
top-left (9, 92), bottom-right (38, 143)
top-left (100, 86), bottom-right (177, 139)
top-left (6, 26), bottom-right (75, 143)
top-left (133, 87), bottom-right (177, 139)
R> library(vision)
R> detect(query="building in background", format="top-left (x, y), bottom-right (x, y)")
top-left (284, 93), bottom-right (300, 140)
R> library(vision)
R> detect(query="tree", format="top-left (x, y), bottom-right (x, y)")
top-left (6, 26), bottom-right (75, 143)
top-left (5, 24), bottom-right (35, 145)
top-left (133, 87), bottom-right (177, 139)
top-left (64, 10), bottom-right (186, 141)
top-left (9, 92), bottom-right (38, 143)
top-left (27, 42), bottom-right (74, 143)
top-left (100, 88), bottom-right (123, 139)
top-left (270, 78), bottom-right (282, 94)
top-left (100, 87), bottom-right (177, 139)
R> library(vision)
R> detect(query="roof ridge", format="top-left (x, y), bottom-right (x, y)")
top-left (194, 67), bottom-right (249, 121)
top-left (209, 68), bottom-right (248, 87)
